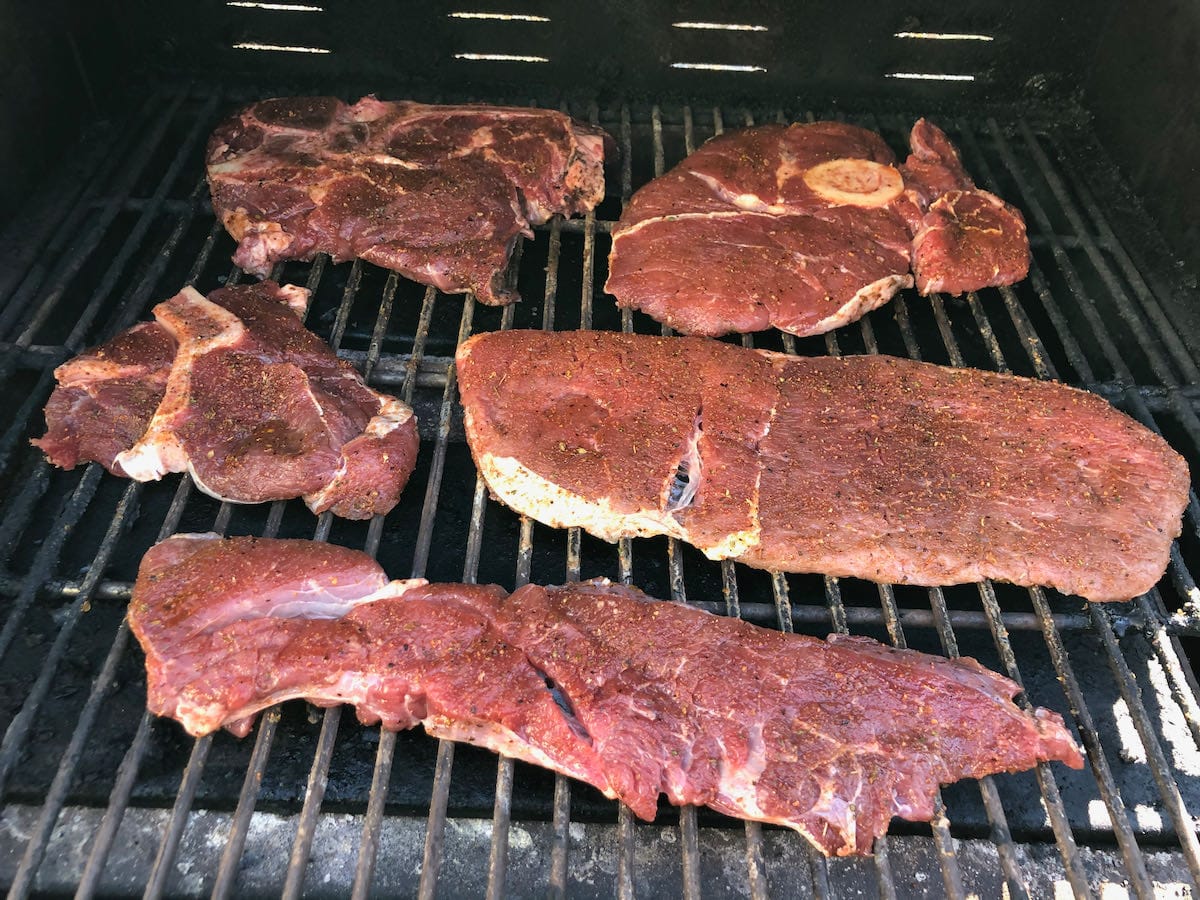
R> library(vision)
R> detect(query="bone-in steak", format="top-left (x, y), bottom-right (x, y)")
top-left (456, 330), bottom-right (1189, 602)
top-left (130, 534), bottom-right (1082, 856)
top-left (34, 282), bottom-right (418, 519)
top-left (207, 97), bottom-right (609, 304)
top-left (604, 118), bottom-right (1029, 337)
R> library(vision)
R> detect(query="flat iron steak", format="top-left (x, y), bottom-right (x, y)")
top-left (130, 534), bottom-right (1082, 857)
top-left (456, 330), bottom-right (1188, 602)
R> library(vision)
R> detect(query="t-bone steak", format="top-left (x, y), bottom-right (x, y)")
top-left (34, 282), bottom-right (418, 519)
top-left (456, 330), bottom-right (1189, 602)
top-left (605, 118), bottom-right (1029, 336)
top-left (130, 533), bottom-right (1082, 857)
top-left (207, 96), bottom-right (609, 304)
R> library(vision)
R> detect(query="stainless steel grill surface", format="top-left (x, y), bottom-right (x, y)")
top-left (0, 88), bottom-right (1198, 899)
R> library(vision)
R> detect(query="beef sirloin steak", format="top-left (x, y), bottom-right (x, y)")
top-left (34, 282), bottom-right (418, 519)
top-left (605, 118), bottom-right (1029, 337)
top-left (207, 97), bottom-right (608, 304)
top-left (456, 330), bottom-right (1190, 602)
top-left (130, 534), bottom-right (1082, 856)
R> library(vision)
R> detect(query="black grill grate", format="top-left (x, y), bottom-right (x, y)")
top-left (0, 85), bottom-right (1197, 898)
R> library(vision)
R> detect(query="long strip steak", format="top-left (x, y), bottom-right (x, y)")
top-left (34, 282), bottom-right (418, 519)
top-left (130, 534), bottom-right (1083, 857)
top-left (456, 330), bottom-right (1190, 602)
top-left (605, 118), bottom-right (1029, 337)
top-left (207, 97), bottom-right (609, 304)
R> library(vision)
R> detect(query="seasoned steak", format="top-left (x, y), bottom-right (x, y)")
top-left (34, 282), bottom-right (418, 519)
top-left (605, 118), bottom-right (1029, 336)
top-left (207, 96), bottom-right (609, 304)
top-left (456, 330), bottom-right (1189, 602)
top-left (130, 534), bottom-right (1082, 857)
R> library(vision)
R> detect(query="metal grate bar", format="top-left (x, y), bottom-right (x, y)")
top-left (840, 260), bottom-right (972, 898)
top-left (19, 96), bottom-right (211, 352)
top-left (899, 232), bottom-right (1085, 898)
top-left (5, 482), bottom-right (142, 897)
top-left (0, 465), bottom-right (103, 669)
top-left (1136, 591), bottom-right (1200, 748)
top-left (401, 297), bottom-right (477, 900)
top-left (976, 582), bottom-right (1092, 897)
top-left (1044, 130), bottom-right (1200, 375)
top-left (1029, 586), bottom-right (1157, 897)
top-left (280, 704), bottom-right (342, 900)
top-left (1016, 122), bottom-right (1199, 385)
top-left (1089, 605), bottom-right (1200, 882)
top-left (721, 570), bottom-right (769, 900)
top-left (0, 471), bottom-right (116, 791)
top-left (0, 107), bottom-right (129, 309)
top-left (0, 89), bottom-right (186, 340)
top-left (875, 584), bottom-right (969, 899)
top-left (481, 299), bottom-right (521, 900)
top-left (210, 708), bottom-right (282, 899)
top-left (144, 735), bottom-right (215, 898)
top-left (982, 124), bottom-right (1200, 853)
top-left (75, 475), bottom-right (194, 899)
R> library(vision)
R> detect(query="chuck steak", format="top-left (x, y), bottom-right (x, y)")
top-left (605, 118), bottom-right (1029, 337)
top-left (456, 330), bottom-right (1189, 602)
top-left (34, 282), bottom-right (418, 519)
top-left (207, 97), bottom-right (609, 304)
top-left (130, 534), bottom-right (1082, 857)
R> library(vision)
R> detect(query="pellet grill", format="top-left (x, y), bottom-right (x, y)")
top-left (0, 1), bottom-right (1199, 896)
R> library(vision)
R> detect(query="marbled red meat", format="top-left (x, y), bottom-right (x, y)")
top-left (130, 534), bottom-right (1083, 856)
top-left (456, 330), bottom-right (1190, 602)
top-left (605, 118), bottom-right (1029, 337)
top-left (207, 96), bottom-right (609, 304)
top-left (34, 282), bottom-right (418, 519)
top-left (33, 322), bottom-right (176, 476)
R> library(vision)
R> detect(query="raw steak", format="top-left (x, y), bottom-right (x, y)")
top-left (34, 282), bottom-right (418, 519)
top-left (130, 534), bottom-right (1083, 857)
top-left (207, 96), bottom-right (609, 304)
top-left (605, 118), bottom-right (1029, 337)
top-left (456, 330), bottom-right (1189, 602)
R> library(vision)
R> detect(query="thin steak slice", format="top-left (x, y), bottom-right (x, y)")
top-left (207, 96), bottom-right (609, 304)
top-left (34, 282), bottom-right (418, 519)
top-left (456, 330), bottom-right (1190, 602)
top-left (130, 534), bottom-right (1083, 857)
top-left (605, 118), bottom-right (1028, 337)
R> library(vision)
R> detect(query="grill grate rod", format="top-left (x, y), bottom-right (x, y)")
top-left (894, 167), bottom-right (1156, 891)
top-left (1018, 122), bottom-right (1199, 385)
top-left (357, 295), bottom-right (476, 900)
top-left (984, 122), bottom-right (1200, 885)
top-left (75, 475), bottom-right (194, 898)
top-left (1044, 130), bottom-right (1200, 374)
top-left (5, 482), bottom-right (143, 897)
top-left (844, 263), bottom-right (972, 898)
top-left (482, 298), bottom-right (519, 900)
top-left (894, 180), bottom-right (1154, 897)
top-left (215, 264), bottom-right (371, 898)
top-left (0, 89), bottom-right (185, 340)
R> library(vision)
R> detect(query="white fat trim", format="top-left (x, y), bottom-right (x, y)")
top-left (423, 717), bottom-right (609, 792)
top-left (613, 209), bottom-right (777, 241)
top-left (480, 453), bottom-right (686, 544)
top-left (800, 274), bottom-right (912, 336)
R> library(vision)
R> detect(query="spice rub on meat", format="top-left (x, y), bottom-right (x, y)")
top-left (34, 282), bottom-right (418, 519)
top-left (130, 534), bottom-right (1082, 857)
top-left (207, 96), bottom-right (609, 304)
top-left (456, 330), bottom-right (1189, 602)
top-left (605, 118), bottom-right (1029, 337)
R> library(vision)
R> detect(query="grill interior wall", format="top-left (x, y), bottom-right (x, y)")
top-left (0, 87), bottom-right (1197, 897)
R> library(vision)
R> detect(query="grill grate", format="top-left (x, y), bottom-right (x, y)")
top-left (0, 85), bottom-right (1198, 897)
